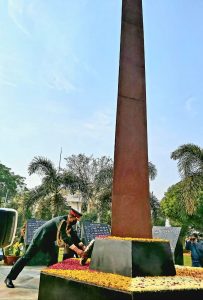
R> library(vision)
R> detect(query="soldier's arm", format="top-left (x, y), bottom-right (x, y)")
top-left (70, 228), bottom-right (86, 250)
top-left (60, 223), bottom-right (85, 250)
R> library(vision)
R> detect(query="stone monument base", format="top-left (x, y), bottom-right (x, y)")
top-left (38, 270), bottom-right (203, 300)
top-left (38, 259), bottom-right (203, 300)
top-left (89, 237), bottom-right (176, 276)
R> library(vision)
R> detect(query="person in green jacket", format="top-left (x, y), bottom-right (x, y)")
top-left (4, 208), bottom-right (86, 288)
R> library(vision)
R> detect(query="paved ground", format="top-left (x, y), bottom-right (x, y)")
top-left (0, 261), bottom-right (42, 300)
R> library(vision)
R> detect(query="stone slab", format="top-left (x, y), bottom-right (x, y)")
top-left (38, 272), bottom-right (203, 300)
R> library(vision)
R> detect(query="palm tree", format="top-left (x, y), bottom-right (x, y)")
top-left (150, 192), bottom-right (160, 222)
top-left (171, 143), bottom-right (203, 214)
top-left (148, 161), bottom-right (157, 180)
top-left (28, 156), bottom-right (79, 218)
top-left (147, 162), bottom-right (160, 222)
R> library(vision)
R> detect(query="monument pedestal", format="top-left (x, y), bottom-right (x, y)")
top-left (90, 238), bottom-right (176, 277)
top-left (38, 258), bottom-right (203, 300)
top-left (38, 272), bottom-right (203, 300)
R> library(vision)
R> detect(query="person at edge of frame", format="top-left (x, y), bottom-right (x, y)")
top-left (185, 232), bottom-right (203, 267)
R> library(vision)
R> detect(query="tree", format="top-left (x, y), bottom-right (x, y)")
top-left (147, 162), bottom-right (163, 224)
top-left (161, 182), bottom-right (203, 234)
top-left (65, 154), bottom-right (113, 213)
top-left (7, 191), bottom-right (32, 227)
top-left (65, 154), bottom-right (159, 223)
top-left (171, 143), bottom-right (203, 214)
top-left (28, 156), bottom-right (79, 218)
top-left (0, 162), bottom-right (25, 206)
top-left (150, 192), bottom-right (161, 224)
top-left (148, 161), bottom-right (157, 180)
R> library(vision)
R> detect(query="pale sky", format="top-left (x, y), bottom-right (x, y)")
top-left (0, 0), bottom-right (202, 200)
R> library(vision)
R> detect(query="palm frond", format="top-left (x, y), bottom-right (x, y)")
top-left (28, 156), bottom-right (56, 177)
top-left (27, 186), bottom-right (47, 206)
top-left (150, 192), bottom-right (160, 220)
top-left (51, 193), bottom-right (66, 217)
top-left (171, 144), bottom-right (203, 178)
top-left (148, 161), bottom-right (157, 180)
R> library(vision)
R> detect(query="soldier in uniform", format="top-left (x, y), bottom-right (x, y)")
top-left (4, 208), bottom-right (86, 288)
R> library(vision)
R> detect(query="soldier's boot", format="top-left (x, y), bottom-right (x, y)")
top-left (4, 277), bottom-right (15, 288)
top-left (80, 239), bottom-right (95, 266)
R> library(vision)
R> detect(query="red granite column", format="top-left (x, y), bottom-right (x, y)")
top-left (111, 0), bottom-right (152, 238)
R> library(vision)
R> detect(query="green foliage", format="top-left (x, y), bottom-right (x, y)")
top-left (148, 162), bottom-right (157, 180)
top-left (149, 192), bottom-right (163, 225)
top-left (183, 253), bottom-right (192, 267)
top-left (171, 144), bottom-right (203, 178)
top-left (161, 182), bottom-right (203, 233)
top-left (3, 154), bottom-right (158, 224)
top-left (171, 143), bottom-right (203, 214)
top-left (100, 210), bottom-right (111, 225)
top-left (81, 208), bottom-right (111, 225)
top-left (0, 162), bottom-right (25, 206)
top-left (161, 182), bottom-right (186, 224)
top-left (12, 242), bottom-right (24, 256)
top-left (81, 210), bottom-right (98, 222)
top-left (4, 235), bottom-right (25, 257)
top-left (65, 154), bottom-right (158, 223)
top-left (165, 142), bottom-right (203, 233)
top-left (27, 156), bottom-right (80, 218)
top-left (95, 188), bottom-right (112, 224)
top-left (7, 191), bottom-right (32, 227)
top-left (65, 154), bottom-right (113, 214)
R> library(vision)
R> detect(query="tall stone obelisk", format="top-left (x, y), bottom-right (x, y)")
top-left (111, 0), bottom-right (152, 238)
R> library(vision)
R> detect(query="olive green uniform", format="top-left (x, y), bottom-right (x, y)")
top-left (7, 215), bottom-right (81, 280)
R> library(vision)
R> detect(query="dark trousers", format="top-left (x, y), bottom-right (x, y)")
top-left (7, 242), bottom-right (58, 280)
top-left (192, 260), bottom-right (202, 267)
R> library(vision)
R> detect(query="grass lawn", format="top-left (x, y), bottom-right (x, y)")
top-left (184, 253), bottom-right (192, 266)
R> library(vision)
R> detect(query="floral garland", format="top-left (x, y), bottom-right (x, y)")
top-left (48, 259), bottom-right (91, 271)
top-left (43, 258), bottom-right (203, 293)
top-left (105, 236), bottom-right (169, 243)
